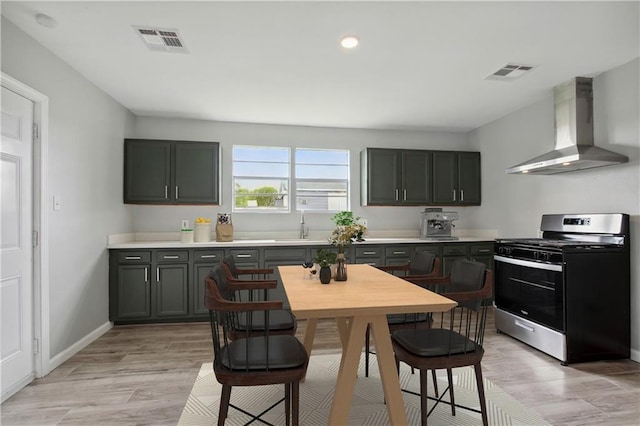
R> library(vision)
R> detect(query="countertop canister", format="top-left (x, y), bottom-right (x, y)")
top-left (194, 223), bottom-right (211, 242)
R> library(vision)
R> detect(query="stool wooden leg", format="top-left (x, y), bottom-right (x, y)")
top-left (218, 384), bottom-right (231, 426)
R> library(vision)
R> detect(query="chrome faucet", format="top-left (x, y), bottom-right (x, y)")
top-left (299, 210), bottom-right (308, 239)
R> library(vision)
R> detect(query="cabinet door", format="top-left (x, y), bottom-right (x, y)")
top-left (458, 152), bottom-right (481, 205)
top-left (401, 151), bottom-right (432, 204)
top-left (363, 149), bottom-right (400, 205)
top-left (442, 244), bottom-right (469, 276)
top-left (174, 142), bottom-right (220, 204)
top-left (155, 264), bottom-right (189, 317)
top-left (443, 256), bottom-right (467, 277)
top-left (124, 139), bottom-right (171, 203)
top-left (432, 151), bottom-right (457, 204)
top-left (193, 263), bottom-right (217, 316)
top-left (117, 264), bottom-right (151, 319)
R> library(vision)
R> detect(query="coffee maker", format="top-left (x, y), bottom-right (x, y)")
top-left (419, 208), bottom-right (459, 240)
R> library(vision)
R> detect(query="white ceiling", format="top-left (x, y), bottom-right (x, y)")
top-left (2, 1), bottom-right (638, 132)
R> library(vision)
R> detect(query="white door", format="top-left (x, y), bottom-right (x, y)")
top-left (1, 86), bottom-right (35, 401)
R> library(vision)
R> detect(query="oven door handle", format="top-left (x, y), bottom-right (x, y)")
top-left (494, 255), bottom-right (563, 272)
top-left (514, 320), bottom-right (535, 333)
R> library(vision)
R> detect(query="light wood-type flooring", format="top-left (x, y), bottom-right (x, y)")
top-left (2, 309), bottom-right (639, 425)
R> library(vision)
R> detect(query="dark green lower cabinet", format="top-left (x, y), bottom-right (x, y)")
top-left (193, 263), bottom-right (217, 317)
top-left (109, 241), bottom-right (494, 324)
top-left (117, 264), bottom-right (151, 319)
top-left (156, 264), bottom-right (188, 317)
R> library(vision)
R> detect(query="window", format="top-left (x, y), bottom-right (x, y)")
top-left (295, 148), bottom-right (349, 212)
top-left (232, 146), bottom-right (290, 212)
top-left (232, 146), bottom-right (350, 213)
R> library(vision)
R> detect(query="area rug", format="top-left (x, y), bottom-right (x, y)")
top-left (178, 352), bottom-right (549, 425)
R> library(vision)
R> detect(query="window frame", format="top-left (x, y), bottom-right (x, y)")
top-left (231, 145), bottom-right (291, 213)
top-left (231, 145), bottom-right (351, 214)
top-left (294, 147), bottom-right (350, 213)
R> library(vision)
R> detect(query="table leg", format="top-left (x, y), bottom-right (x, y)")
top-left (302, 318), bottom-right (318, 357)
top-left (335, 317), bottom-right (350, 349)
top-left (328, 316), bottom-right (368, 424)
top-left (370, 315), bottom-right (408, 425)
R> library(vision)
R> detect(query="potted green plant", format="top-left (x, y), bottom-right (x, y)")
top-left (328, 211), bottom-right (367, 281)
top-left (314, 249), bottom-right (336, 284)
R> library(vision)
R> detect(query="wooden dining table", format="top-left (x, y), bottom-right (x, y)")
top-left (277, 264), bottom-right (457, 425)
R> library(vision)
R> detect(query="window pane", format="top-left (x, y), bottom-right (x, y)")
top-left (294, 148), bottom-right (350, 212)
top-left (296, 180), bottom-right (348, 211)
top-left (295, 149), bottom-right (349, 165)
top-left (233, 146), bottom-right (290, 212)
top-left (236, 162), bottom-right (289, 178)
top-left (234, 146), bottom-right (289, 162)
top-left (295, 164), bottom-right (349, 179)
top-left (234, 178), bottom-right (288, 209)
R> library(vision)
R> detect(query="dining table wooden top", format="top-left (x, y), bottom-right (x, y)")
top-left (278, 263), bottom-right (458, 319)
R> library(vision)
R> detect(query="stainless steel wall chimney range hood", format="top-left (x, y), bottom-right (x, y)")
top-left (506, 77), bottom-right (628, 175)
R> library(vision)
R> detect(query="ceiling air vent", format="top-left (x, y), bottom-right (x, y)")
top-left (133, 26), bottom-right (188, 53)
top-left (485, 63), bottom-right (535, 81)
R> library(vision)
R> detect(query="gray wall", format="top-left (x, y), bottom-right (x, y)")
top-left (132, 118), bottom-right (475, 237)
top-left (1, 18), bottom-right (135, 358)
top-left (468, 58), bottom-right (640, 360)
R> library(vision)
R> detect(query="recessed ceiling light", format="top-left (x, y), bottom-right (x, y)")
top-left (35, 13), bottom-right (57, 28)
top-left (562, 162), bottom-right (571, 166)
top-left (340, 35), bottom-right (359, 49)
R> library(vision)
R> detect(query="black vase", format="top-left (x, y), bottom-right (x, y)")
top-left (335, 253), bottom-right (347, 281)
top-left (319, 266), bottom-right (331, 284)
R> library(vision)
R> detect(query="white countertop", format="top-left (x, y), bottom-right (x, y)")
top-left (106, 233), bottom-right (495, 249)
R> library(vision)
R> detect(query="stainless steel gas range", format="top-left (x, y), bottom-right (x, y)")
top-left (494, 213), bottom-right (630, 365)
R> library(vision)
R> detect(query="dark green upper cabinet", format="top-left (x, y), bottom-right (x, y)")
top-left (124, 139), bottom-right (220, 205)
top-left (361, 148), bottom-right (432, 206)
top-left (174, 142), bottom-right (220, 203)
top-left (361, 148), bottom-right (400, 205)
top-left (401, 150), bottom-right (432, 204)
top-left (432, 151), bottom-right (481, 205)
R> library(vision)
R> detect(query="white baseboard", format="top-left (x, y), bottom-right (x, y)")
top-left (1, 372), bottom-right (35, 403)
top-left (47, 321), bottom-right (113, 373)
top-left (631, 348), bottom-right (639, 363)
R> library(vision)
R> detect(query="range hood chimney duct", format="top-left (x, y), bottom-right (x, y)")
top-left (506, 77), bottom-right (628, 175)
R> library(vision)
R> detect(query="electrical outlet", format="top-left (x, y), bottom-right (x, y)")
top-left (362, 218), bottom-right (368, 228)
top-left (181, 219), bottom-right (189, 230)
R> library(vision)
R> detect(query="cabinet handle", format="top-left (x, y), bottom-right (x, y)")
top-left (452, 190), bottom-right (456, 201)
top-left (362, 251), bottom-right (376, 255)
top-left (393, 251), bottom-right (406, 255)
top-left (175, 186), bottom-right (179, 199)
top-left (164, 185), bottom-right (168, 199)
top-left (125, 256), bottom-right (141, 260)
top-left (477, 249), bottom-right (491, 253)
top-left (460, 189), bottom-right (464, 202)
top-left (403, 189), bottom-right (407, 201)
top-left (236, 254), bottom-right (252, 258)
top-left (163, 255), bottom-right (179, 259)
top-left (156, 268), bottom-right (160, 283)
top-left (200, 254), bottom-right (217, 259)
top-left (144, 267), bottom-right (148, 283)
top-left (395, 189), bottom-right (399, 201)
